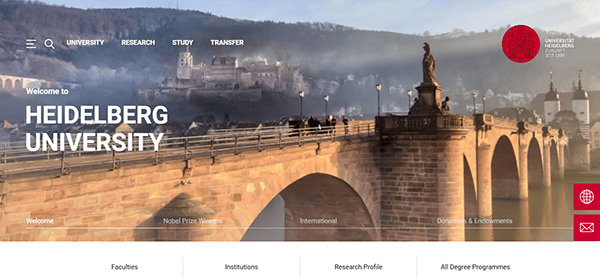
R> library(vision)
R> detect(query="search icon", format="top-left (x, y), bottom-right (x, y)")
top-left (44, 38), bottom-right (55, 49)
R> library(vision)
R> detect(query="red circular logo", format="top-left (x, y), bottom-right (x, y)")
top-left (502, 25), bottom-right (540, 63)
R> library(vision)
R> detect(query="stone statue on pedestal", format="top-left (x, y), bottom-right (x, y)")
top-left (422, 43), bottom-right (439, 86)
top-left (409, 43), bottom-right (447, 115)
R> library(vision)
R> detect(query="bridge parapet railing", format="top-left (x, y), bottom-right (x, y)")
top-left (524, 122), bottom-right (544, 133)
top-left (474, 113), bottom-right (493, 128)
top-left (376, 114), bottom-right (470, 135)
top-left (474, 113), bottom-right (544, 133)
top-left (0, 121), bottom-right (376, 181)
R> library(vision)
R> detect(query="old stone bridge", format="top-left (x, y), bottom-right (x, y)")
top-left (0, 115), bottom-right (577, 241)
top-left (0, 74), bottom-right (80, 94)
top-left (0, 74), bottom-right (53, 90)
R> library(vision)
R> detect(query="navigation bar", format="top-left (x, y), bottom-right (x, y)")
top-left (23, 38), bottom-right (247, 49)
top-left (0, 242), bottom-right (596, 277)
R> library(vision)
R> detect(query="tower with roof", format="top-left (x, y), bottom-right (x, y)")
top-left (572, 71), bottom-right (590, 124)
top-left (568, 70), bottom-right (591, 170)
top-left (177, 47), bottom-right (193, 80)
top-left (543, 72), bottom-right (560, 123)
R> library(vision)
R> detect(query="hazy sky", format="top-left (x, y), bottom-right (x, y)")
top-left (42, 0), bottom-right (600, 37)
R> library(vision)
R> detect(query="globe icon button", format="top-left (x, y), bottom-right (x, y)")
top-left (580, 189), bottom-right (594, 205)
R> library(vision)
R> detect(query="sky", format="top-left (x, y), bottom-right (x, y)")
top-left (41, 0), bottom-right (600, 37)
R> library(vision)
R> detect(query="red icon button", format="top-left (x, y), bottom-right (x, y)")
top-left (574, 214), bottom-right (600, 241)
top-left (574, 184), bottom-right (600, 210)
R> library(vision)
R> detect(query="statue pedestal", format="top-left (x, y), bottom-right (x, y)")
top-left (409, 83), bottom-right (444, 115)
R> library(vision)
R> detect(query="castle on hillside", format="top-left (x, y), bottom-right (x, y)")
top-left (162, 50), bottom-right (308, 95)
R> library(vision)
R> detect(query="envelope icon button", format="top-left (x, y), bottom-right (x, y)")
top-left (574, 215), bottom-right (600, 241)
top-left (580, 222), bottom-right (594, 233)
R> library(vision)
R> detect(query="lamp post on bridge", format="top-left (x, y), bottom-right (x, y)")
top-left (376, 84), bottom-right (382, 116)
top-left (406, 89), bottom-right (412, 111)
top-left (299, 91), bottom-right (305, 119)
top-left (472, 92), bottom-right (477, 114)
top-left (482, 96), bottom-right (486, 114)
top-left (323, 95), bottom-right (329, 117)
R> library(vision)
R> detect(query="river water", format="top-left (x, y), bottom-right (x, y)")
top-left (465, 172), bottom-right (600, 241)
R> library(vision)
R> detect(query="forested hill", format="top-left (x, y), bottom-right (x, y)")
top-left (0, 1), bottom-right (599, 96)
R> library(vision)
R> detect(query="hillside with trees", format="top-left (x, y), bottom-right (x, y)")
top-left (0, 1), bottom-right (599, 119)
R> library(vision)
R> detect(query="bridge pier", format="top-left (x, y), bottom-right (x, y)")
top-left (557, 142), bottom-right (565, 179)
top-left (569, 135), bottom-right (591, 171)
top-left (542, 133), bottom-right (552, 187)
top-left (377, 115), bottom-right (469, 241)
top-left (378, 133), bottom-right (467, 241)
top-left (476, 143), bottom-right (492, 218)
top-left (518, 138), bottom-right (529, 199)
top-left (432, 135), bottom-right (467, 241)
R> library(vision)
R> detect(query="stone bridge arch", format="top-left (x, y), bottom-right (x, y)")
top-left (128, 140), bottom-right (381, 242)
top-left (463, 155), bottom-right (477, 218)
top-left (491, 135), bottom-right (520, 198)
top-left (242, 173), bottom-right (377, 241)
top-left (13, 79), bottom-right (23, 89)
top-left (527, 137), bottom-right (544, 187)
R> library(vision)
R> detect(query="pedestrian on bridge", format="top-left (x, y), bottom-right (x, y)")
top-left (342, 117), bottom-right (349, 136)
